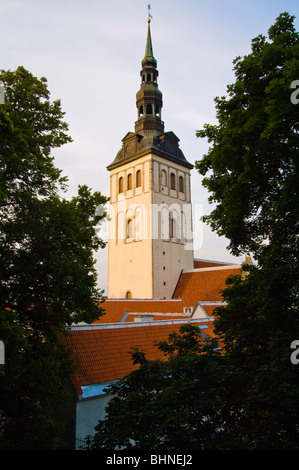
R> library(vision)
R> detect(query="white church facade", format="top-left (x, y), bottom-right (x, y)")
top-left (107, 18), bottom-right (194, 300)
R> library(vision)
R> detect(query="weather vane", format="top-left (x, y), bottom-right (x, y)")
top-left (147, 4), bottom-right (153, 22)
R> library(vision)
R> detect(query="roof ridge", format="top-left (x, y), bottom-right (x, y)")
top-left (69, 317), bottom-right (213, 331)
top-left (104, 298), bottom-right (184, 302)
top-left (183, 264), bottom-right (241, 273)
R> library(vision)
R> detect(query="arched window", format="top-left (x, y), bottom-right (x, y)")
top-left (139, 105), bottom-right (144, 116)
top-left (126, 290), bottom-right (132, 299)
top-left (170, 173), bottom-right (176, 190)
top-left (161, 170), bottom-right (167, 186)
top-left (179, 176), bottom-right (184, 193)
top-left (127, 218), bottom-right (133, 238)
top-left (127, 173), bottom-right (132, 190)
top-left (169, 216), bottom-right (176, 239)
top-left (146, 104), bottom-right (153, 115)
top-left (147, 73), bottom-right (151, 82)
top-left (136, 170), bottom-right (141, 187)
top-left (119, 177), bottom-right (123, 193)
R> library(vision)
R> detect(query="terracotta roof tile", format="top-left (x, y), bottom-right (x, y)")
top-left (94, 299), bottom-right (186, 324)
top-left (173, 266), bottom-right (241, 306)
top-left (193, 259), bottom-right (236, 269)
top-left (62, 320), bottom-right (215, 395)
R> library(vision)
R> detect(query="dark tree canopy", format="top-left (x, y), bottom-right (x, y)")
top-left (0, 67), bottom-right (108, 449)
top-left (195, 12), bottom-right (299, 258)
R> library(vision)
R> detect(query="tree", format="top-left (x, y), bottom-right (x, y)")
top-left (0, 67), bottom-right (108, 449)
top-left (196, 12), bottom-right (299, 259)
top-left (196, 12), bottom-right (299, 449)
top-left (90, 325), bottom-right (223, 451)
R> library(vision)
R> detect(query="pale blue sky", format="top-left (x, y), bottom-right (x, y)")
top-left (1, 0), bottom-right (298, 292)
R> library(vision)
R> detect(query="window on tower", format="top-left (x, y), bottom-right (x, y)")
top-left (170, 173), bottom-right (176, 190)
top-left (136, 170), bottom-right (141, 187)
top-left (127, 218), bottom-right (133, 239)
top-left (119, 177), bottom-right (124, 193)
top-left (169, 216), bottom-right (176, 239)
top-left (146, 104), bottom-right (153, 115)
top-left (126, 290), bottom-right (132, 299)
top-left (127, 173), bottom-right (132, 190)
top-left (179, 176), bottom-right (184, 193)
top-left (161, 170), bottom-right (167, 186)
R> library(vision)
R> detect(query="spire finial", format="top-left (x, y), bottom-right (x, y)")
top-left (147, 4), bottom-right (152, 23)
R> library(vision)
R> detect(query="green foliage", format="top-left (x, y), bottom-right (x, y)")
top-left (0, 67), bottom-right (108, 448)
top-left (90, 325), bottom-right (223, 450)
top-left (196, 12), bottom-right (299, 258)
top-left (195, 12), bottom-right (299, 449)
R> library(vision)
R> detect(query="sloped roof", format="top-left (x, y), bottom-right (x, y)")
top-left (124, 312), bottom-right (191, 322)
top-left (62, 319), bottom-right (215, 395)
top-left (173, 265), bottom-right (242, 305)
top-left (193, 258), bottom-right (237, 269)
top-left (94, 298), bottom-right (186, 324)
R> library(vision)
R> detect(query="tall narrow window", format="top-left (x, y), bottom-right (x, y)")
top-left (169, 216), bottom-right (176, 239)
top-left (161, 170), bottom-right (167, 186)
top-left (119, 177), bottom-right (123, 193)
top-left (126, 290), bottom-right (132, 299)
top-left (127, 173), bottom-right (132, 190)
top-left (179, 176), bottom-right (184, 193)
top-left (136, 170), bottom-right (141, 187)
top-left (170, 173), bottom-right (176, 190)
top-left (127, 218), bottom-right (133, 238)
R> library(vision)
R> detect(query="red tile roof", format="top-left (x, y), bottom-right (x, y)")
top-left (62, 319), bottom-right (216, 395)
top-left (193, 259), bottom-right (236, 269)
top-left (94, 298), bottom-right (186, 324)
top-left (173, 265), bottom-right (241, 305)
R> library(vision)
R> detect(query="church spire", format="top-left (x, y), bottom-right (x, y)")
top-left (135, 14), bottom-right (164, 136)
top-left (144, 16), bottom-right (155, 62)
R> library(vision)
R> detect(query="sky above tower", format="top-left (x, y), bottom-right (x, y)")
top-left (1, 0), bottom-right (298, 293)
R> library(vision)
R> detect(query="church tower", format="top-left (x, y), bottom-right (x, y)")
top-left (107, 16), bottom-right (194, 299)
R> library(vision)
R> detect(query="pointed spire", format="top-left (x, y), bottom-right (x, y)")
top-left (136, 15), bottom-right (163, 136)
top-left (142, 19), bottom-right (157, 68)
top-left (145, 20), bottom-right (154, 58)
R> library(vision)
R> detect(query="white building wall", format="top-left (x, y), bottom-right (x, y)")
top-left (75, 395), bottom-right (111, 449)
top-left (107, 153), bottom-right (194, 299)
